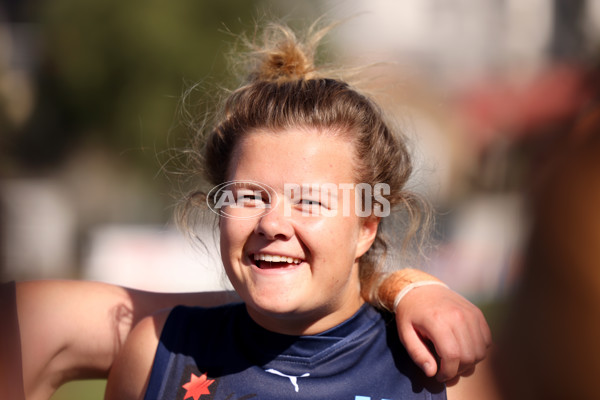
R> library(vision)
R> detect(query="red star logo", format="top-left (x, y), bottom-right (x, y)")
top-left (182, 372), bottom-right (215, 400)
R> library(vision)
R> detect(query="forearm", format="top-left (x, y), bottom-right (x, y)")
top-left (126, 288), bottom-right (238, 326)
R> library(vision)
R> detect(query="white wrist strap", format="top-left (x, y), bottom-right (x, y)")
top-left (393, 281), bottom-right (449, 310)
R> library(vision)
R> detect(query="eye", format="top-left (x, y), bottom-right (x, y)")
top-left (299, 199), bottom-right (322, 207)
top-left (236, 190), bottom-right (268, 207)
top-left (295, 198), bottom-right (329, 216)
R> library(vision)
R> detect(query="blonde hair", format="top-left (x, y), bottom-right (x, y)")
top-left (179, 21), bottom-right (428, 302)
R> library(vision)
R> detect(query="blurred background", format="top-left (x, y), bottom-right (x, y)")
top-left (1, 0), bottom-right (599, 398)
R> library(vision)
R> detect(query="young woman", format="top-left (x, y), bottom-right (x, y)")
top-left (104, 22), bottom-right (495, 400)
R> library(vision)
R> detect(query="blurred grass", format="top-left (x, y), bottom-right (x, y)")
top-left (51, 380), bottom-right (106, 400)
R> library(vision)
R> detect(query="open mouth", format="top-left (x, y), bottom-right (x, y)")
top-left (253, 253), bottom-right (303, 269)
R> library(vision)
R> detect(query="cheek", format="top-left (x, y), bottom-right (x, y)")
top-left (219, 219), bottom-right (250, 256)
top-left (300, 216), bottom-right (361, 257)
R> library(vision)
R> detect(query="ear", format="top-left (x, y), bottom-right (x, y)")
top-left (355, 216), bottom-right (381, 259)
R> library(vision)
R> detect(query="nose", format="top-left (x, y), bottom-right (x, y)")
top-left (254, 197), bottom-right (294, 240)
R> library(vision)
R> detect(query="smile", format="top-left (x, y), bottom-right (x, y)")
top-left (252, 253), bottom-right (303, 269)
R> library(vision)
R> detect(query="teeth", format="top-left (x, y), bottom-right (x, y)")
top-left (253, 253), bottom-right (302, 264)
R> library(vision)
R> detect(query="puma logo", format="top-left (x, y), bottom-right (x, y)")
top-left (265, 368), bottom-right (310, 392)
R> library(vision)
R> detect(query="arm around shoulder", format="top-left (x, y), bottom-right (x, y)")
top-left (105, 309), bottom-right (171, 400)
top-left (16, 279), bottom-right (233, 399)
top-left (17, 280), bottom-right (138, 400)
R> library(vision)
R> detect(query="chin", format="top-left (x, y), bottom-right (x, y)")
top-left (249, 290), bottom-right (314, 317)
top-left (251, 292), bottom-right (302, 313)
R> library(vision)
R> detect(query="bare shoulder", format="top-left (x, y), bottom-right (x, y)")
top-left (104, 308), bottom-right (172, 400)
top-left (445, 352), bottom-right (502, 400)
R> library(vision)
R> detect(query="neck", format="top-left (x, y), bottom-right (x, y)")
top-left (246, 295), bottom-right (365, 336)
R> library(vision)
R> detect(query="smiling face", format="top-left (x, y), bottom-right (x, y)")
top-left (219, 127), bottom-right (379, 335)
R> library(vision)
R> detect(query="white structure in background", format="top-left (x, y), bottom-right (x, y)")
top-left (328, 0), bottom-right (600, 84)
top-left (1, 178), bottom-right (227, 292)
top-left (1, 180), bottom-right (76, 279)
top-left (84, 224), bottom-right (228, 292)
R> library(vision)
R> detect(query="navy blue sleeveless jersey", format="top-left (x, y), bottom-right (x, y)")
top-left (144, 303), bottom-right (446, 400)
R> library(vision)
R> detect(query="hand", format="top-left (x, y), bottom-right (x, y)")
top-left (394, 284), bottom-right (492, 382)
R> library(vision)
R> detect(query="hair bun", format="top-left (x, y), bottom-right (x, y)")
top-left (247, 23), bottom-right (323, 82)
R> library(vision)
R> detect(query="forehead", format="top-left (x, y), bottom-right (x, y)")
top-left (227, 127), bottom-right (357, 189)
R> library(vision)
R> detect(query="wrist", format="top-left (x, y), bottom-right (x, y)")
top-left (377, 268), bottom-right (447, 311)
top-left (392, 280), bottom-right (449, 310)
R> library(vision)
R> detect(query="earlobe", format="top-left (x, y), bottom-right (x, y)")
top-left (355, 216), bottom-right (381, 258)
